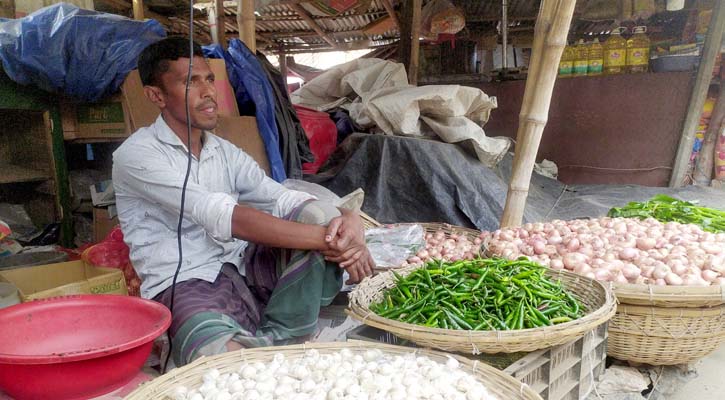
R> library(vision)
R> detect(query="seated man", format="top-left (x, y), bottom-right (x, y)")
top-left (112, 37), bottom-right (374, 367)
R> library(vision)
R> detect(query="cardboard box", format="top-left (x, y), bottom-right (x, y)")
top-left (0, 260), bottom-right (127, 301)
top-left (214, 116), bottom-right (271, 176)
top-left (121, 58), bottom-right (240, 131)
top-left (93, 206), bottom-right (119, 243)
top-left (61, 93), bottom-right (133, 141)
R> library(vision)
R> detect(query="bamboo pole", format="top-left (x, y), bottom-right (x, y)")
top-left (279, 47), bottom-right (288, 82)
top-left (238, 0), bottom-right (256, 52)
top-left (132, 0), bottom-right (144, 20)
top-left (500, 0), bottom-right (576, 228)
top-left (380, 0), bottom-right (400, 29)
top-left (409, 0), bottom-right (422, 85)
top-left (501, 0), bottom-right (508, 70)
top-left (669, 0), bottom-right (725, 187)
top-left (694, 90), bottom-right (725, 185)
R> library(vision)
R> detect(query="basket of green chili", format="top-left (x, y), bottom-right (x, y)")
top-left (347, 258), bottom-right (617, 354)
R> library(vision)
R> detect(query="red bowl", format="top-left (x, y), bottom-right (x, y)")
top-left (0, 295), bottom-right (170, 400)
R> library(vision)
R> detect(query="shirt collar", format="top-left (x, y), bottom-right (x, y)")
top-left (152, 114), bottom-right (220, 155)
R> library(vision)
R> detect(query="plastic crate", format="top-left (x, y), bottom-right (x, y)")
top-left (346, 322), bottom-right (608, 400)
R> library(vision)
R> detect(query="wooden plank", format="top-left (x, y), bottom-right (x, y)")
top-left (279, 47), bottom-right (288, 80)
top-left (409, 0), bottom-right (421, 85)
top-left (380, 0), bottom-right (400, 29)
top-left (363, 16), bottom-right (396, 36)
top-left (289, 3), bottom-right (339, 49)
top-left (398, 0), bottom-right (412, 74)
top-left (694, 83), bottom-right (725, 185)
top-left (132, 0), bottom-right (144, 20)
top-left (669, 0), bottom-right (725, 187)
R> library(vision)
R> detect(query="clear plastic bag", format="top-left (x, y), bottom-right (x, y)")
top-left (365, 224), bottom-right (425, 268)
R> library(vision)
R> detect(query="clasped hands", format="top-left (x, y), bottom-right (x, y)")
top-left (322, 209), bottom-right (375, 284)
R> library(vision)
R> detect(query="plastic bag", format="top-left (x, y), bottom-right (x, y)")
top-left (365, 224), bottom-right (425, 268)
top-left (0, 3), bottom-right (165, 101)
top-left (81, 226), bottom-right (141, 296)
top-left (421, 0), bottom-right (465, 40)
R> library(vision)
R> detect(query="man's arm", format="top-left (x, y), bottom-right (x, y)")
top-left (230, 204), bottom-right (330, 251)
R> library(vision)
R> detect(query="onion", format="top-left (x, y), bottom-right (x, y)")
top-left (594, 269), bottom-right (613, 281)
top-left (652, 265), bottom-right (670, 280)
top-left (417, 250), bottom-right (429, 259)
top-left (702, 269), bottom-right (719, 283)
top-left (665, 273), bottom-right (683, 286)
top-left (619, 247), bottom-right (638, 261)
top-left (636, 238), bottom-right (656, 251)
top-left (550, 259), bottom-right (564, 270)
top-left (574, 263), bottom-right (592, 275)
top-left (563, 253), bottom-right (587, 270)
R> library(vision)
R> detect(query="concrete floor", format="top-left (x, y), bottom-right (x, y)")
top-left (669, 343), bottom-right (725, 400)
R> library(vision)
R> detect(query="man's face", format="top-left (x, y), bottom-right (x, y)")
top-left (148, 56), bottom-right (219, 131)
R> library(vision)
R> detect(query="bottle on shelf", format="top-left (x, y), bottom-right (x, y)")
top-left (588, 38), bottom-right (604, 76)
top-left (604, 27), bottom-right (627, 75)
top-left (627, 26), bottom-right (651, 73)
top-left (573, 39), bottom-right (589, 77)
top-left (558, 43), bottom-right (574, 77)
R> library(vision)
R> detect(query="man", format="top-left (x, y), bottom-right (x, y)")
top-left (112, 37), bottom-right (374, 367)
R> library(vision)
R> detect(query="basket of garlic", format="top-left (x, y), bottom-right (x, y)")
top-left (347, 260), bottom-right (615, 355)
top-left (123, 341), bottom-right (543, 400)
top-left (484, 217), bottom-right (725, 365)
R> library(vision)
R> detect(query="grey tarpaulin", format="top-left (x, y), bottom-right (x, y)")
top-left (309, 134), bottom-right (725, 231)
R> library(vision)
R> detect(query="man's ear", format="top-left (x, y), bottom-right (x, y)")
top-left (143, 85), bottom-right (166, 109)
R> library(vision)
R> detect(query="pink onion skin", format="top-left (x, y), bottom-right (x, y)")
top-left (665, 273), bottom-right (683, 286)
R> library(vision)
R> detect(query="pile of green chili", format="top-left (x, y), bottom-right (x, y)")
top-left (369, 258), bottom-right (585, 330)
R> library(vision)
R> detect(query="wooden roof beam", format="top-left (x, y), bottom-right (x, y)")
top-left (380, 0), bottom-right (400, 29)
top-left (288, 3), bottom-right (340, 49)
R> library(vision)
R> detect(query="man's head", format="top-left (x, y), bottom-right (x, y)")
top-left (138, 37), bottom-right (218, 133)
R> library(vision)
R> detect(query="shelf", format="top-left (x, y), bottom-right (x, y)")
top-left (0, 164), bottom-right (52, 184)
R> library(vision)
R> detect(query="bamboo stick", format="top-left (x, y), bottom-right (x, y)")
top-left (694, 91), bottom-right (725, 185)
top-left (669, 0), bottom-right (725, 187)
top-left (499, 0), bottom-right (576, 228)
top-left (132, 0), bottom-right (144, 20)
top-left (214, 0), bottom-right (227, 47)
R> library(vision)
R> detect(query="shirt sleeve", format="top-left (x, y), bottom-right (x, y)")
top-left (230, 145), bottom-right (316, 218)
top-left (112, 145), bottom-right (238, 242)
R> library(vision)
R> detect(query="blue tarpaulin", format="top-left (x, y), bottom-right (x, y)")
top-left (0, 3), bottom-right (165, 102)
top-left (204, 40), bottom-right (287, 182)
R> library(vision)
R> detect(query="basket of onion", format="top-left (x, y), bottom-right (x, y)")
top-left (484, 217), bottom-right (725, 365)
top-left (125, 342), bottom-right (543, 400)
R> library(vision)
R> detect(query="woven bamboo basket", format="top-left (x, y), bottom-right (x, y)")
top-left (347, 266), bottom-right (616, 354)
top-left (607, 302), bottom-right (725, 365)
top-left (611, 281), bottom-right (725, 308)
top-left (124, 341), bottom-right (543, 400)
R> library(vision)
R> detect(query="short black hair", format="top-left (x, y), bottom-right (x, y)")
top-left (138, 36), bottom-right (204, 87)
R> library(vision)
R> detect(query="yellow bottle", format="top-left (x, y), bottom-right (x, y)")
top-left (558, 44), bottom-right (574, 77)
top-left (588, 38), bottom-right (604, 76)
top-left (627, 26), bottom-right (650, 73)
top-left (573, 39), bottom-right (589, 77)
top-left (604, 27), bottom-right (627, 75)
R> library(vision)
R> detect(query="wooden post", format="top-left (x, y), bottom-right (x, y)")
top-left (132, 0), bottom-right (144, 20)
top-left (500, 0), bottom-right (576, 228)
top-left (398, 0), bottom-right (412, 70)
top-left (409, 0), bottom-right (422, 85)
top-left (238, 0), bottom-right (256, 53)
top-left (694, 90), bottom-right (725, 185)
top-left (213, 0), bottom-right (227, 47)
top-left (279, 47), bottom-right (288, 83)
top-left (669, 0), bottom-right (725, 187)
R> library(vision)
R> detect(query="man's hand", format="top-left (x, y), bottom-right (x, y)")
top-left (322, 209), bottom-right (374, 283)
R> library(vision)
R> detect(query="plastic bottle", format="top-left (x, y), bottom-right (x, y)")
top-left (627, 26), bottom-right (651, 73)
top-left (588, 38), bottom-right (604, 76)
top-left (558, 44), bottom-right (574, 77)
top-left (604, 27), bottom-right (627, 74)
top-left (573, 39), bottom-right (589, 77)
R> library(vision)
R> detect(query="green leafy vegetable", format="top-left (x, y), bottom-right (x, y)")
top-left (608, 194), bottom-right (725, 233)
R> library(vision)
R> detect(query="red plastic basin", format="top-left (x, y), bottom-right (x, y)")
top-left (0, 295), bottom-right (171, 400)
